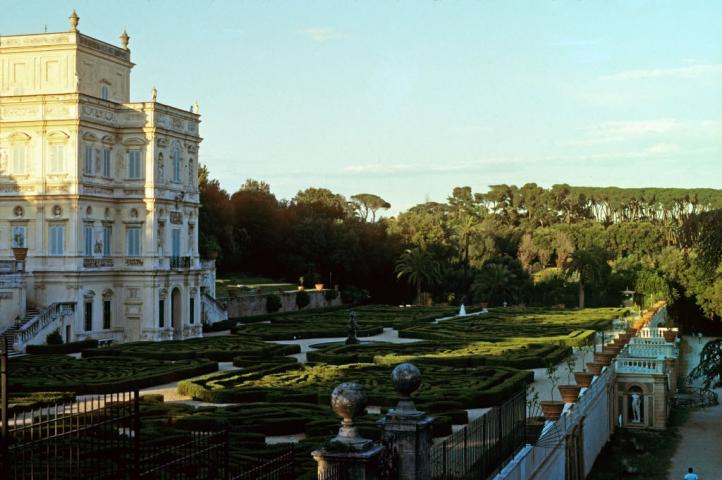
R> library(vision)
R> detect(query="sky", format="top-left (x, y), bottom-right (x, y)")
top-left (2, 1), bottom-right (722, 214)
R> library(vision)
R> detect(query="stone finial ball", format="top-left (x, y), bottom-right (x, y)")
top-left (391, 363), bottom-right (422, 397)
top-left (330, 383), bottom-right (368, 420)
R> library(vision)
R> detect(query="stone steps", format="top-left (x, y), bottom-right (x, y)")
top-left (1, 305), bottom-right (41, 356)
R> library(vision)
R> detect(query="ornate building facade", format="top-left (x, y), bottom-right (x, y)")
top-left (0, 11), bottom-right (217, 348)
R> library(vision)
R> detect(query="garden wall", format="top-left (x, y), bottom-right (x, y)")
top-left (494, 365), bottom-right (615, 480)
top-left (223, 290), bottom-right (341, 318)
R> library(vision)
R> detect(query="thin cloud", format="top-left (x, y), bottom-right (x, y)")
top-left (550, 37), bottom-right (604, 47)
top-left (300, 27), bottom-right (346, 43)
top-left (600, 63), bottom-right (722, 81)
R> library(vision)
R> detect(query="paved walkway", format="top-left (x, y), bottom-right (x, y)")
top-left (668, 335), bottom-right (722, 480)
top-left (269, 327), bottom-right (422, 363)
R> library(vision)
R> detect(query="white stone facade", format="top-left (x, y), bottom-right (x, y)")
top-left (0, 14), bottom-right (211, 344)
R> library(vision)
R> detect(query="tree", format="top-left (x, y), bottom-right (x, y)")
top-left (471, 263), bottom-right (518, 306)
top-left (563, 248), bottom-right (609, 309)
top-left (517, 233), bottom-right (536, 272)
top-left (351, 193), bottom-right (391, 222)
top-left (688, 339), bottom-right (722, 389)
top-left (395, 248), bottom-right (441, 304)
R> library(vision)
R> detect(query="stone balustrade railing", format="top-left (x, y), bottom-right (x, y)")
top-left (614, 357), bottom-right (666, 374)
top-left (15, 302), bottom-right (76, 351)
top-left (639, 327), bottom-right (678, 338)
top-left (630, 337), bottom-right (669, 345)
top-left (627, 343), bottom-right (677, 359)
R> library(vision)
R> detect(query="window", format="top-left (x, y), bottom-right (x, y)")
top-left (171, 144), bottom-right (181, 182)
top-left (103, 226), bottom-right (112, 256)
top-left (128, 151), bottom-right (141, 179)
top-left (159, 300), bottom-right (165, 328)
top-left (84, 301), bottom-right (93, 331)
top-left (12, 144), bottom-right (26, 174)
top-left (84, 145), bottom-right (93, 174)
top-left (102, 148), bottom-right (111, 177)
top-left (49, 144), bottom-right (64, 173)
top-left (100, 84), bottom-right (109, 100)
top-left (127, 227), bottom-right (141, 256)
top-left (189, 297), bottom-right (195, 324)
top-left (12, 225), bottom-right (26, 248)
top-left (171, 229), bottom-right (181, 257)
top-left (103, 300), bottom-right (111, 329)
top-left (84, 225), bottom-right (93, 256)
top-left (49, 225), bottom-right (64, 255)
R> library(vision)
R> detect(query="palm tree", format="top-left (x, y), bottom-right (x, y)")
top-left (471, 263), bottom-right (517, 306)
top-left (395, 248), bottom-right (441, 304)
top-left (563, 248), bottom-right (608, 309)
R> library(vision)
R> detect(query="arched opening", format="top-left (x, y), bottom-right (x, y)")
top-left (171, 287), bottom-right (182, 335)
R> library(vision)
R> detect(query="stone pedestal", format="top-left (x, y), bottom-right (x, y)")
top-left (378, 407), bottom-right (433, 480)
top-left (312, 444), bottom-right (384, 480)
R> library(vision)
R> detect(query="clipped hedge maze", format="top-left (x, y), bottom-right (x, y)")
top-left (177, 362), bottom-right (531, 409)
top-left (397, 307), bottom-right (623, 344)
top-left (231, 305), bottom-right (473, 340)
top-left (82, 335), bottom-right (300, 361)
top-left (9, 355), bottom-right (217, 394)
top-left (307, 340), bottom-right (571, 369)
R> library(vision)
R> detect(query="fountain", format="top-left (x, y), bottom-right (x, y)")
top-left (459, 304), bottom-right (467, 316)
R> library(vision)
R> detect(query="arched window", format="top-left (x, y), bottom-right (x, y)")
top-left (100, 84), bottom-right (109, 100)
top-left (171, 143), bottom-right (182, 182)
top-left (9, 132), bottom-right (31, 175)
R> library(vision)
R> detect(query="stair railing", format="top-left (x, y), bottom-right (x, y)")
top-left (14, 302), bottom-right (76, 351)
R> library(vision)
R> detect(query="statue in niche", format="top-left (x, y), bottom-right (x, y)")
top-left (157, 226), bottom-right (164, 255)
top-left (631, 393), bottom-right (641, 422)
top-left (158, 154), bottom-right (164, 182)
top-left (94, 239), bottom-right (103, 254)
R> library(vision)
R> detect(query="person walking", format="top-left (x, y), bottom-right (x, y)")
top-left (684, 467), bottom-right (699, 479)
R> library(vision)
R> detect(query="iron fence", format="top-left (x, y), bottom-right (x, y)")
top-left (430, 389), bottom-right (526, 479)
top-left (1, 391), bottom-right (139, 479)
top-left (140, 430), bottom-right (229, 479)
top-left (231, 447), bottom-right (295, 480)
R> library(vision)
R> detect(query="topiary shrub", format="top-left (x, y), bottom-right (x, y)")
top-left (324, 289), bottom-right (339, 302)
top-left (296, 290), bottom-right (310, 310)
top-left (266, 294), bottom-right (282, 313)
top-left (46, 329), bottom-right (63, 345)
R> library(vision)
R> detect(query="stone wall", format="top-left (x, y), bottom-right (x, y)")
top-left (223, 290), bottom-right (342, 318)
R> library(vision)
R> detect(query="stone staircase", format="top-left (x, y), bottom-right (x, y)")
top-left (1, 305), bottom-right (40, 356)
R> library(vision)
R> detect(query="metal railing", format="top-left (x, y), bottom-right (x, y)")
top-left (14, 302), bottom-right (76, 351)
top-left (83, 258), bottom-right (114, 268)
top-left (231, 447), bottom-right (294, 480)
top-left (170, 256), bottom-right (192, 269)
top-left (430, 389), bottom-right (525, 479)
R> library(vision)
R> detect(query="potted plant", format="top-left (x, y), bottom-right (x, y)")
top-left (525, 386), bottom-right (545, 443)
top-left (12, 232), bottom-right (27, 261)
top-left (312, 273), bottom-right (324, 291)
top-left (558, 353), bottom-right (581, 403)
top-left (539, 363), bottom-right (564, 421)
top-left (574, 343), bottom-right (594, 387)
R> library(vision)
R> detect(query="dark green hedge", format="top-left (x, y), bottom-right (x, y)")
top-left (27, 339), bottom-right (98, 355)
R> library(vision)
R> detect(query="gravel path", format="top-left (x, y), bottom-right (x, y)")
top-left (668, 335), bottom-right (722, 480)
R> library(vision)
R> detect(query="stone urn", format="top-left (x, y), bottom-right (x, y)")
top-left (540, 400), bottom-right (564, 421)
top-left (12, 247), bottom-right (28, 261)
top-left (525, 417), bottom-right (545, 444)
top-left (314, 283), bottom-right (325, 291)
top-left (574, 371), bottom-right (594, 388)
top-left (663, 330), bottom-right (677, 342)
top-left (558, 385), bottom-right (582, 403)
top-left (390, 362), bottom-right (423, 414)
top-left (587, 363), bottom-right (604, 375)
top-left (330, 382), bottom-right (372, 449)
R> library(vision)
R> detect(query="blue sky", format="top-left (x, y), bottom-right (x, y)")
top-left (3, 1), bottom-right (722, 213)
